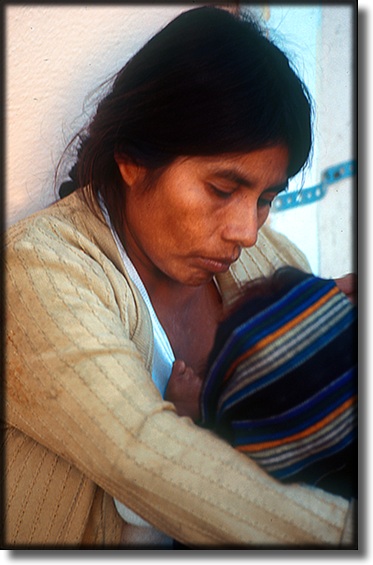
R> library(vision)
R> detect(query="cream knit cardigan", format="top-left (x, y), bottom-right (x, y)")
top-left (4, 188), bottom-right (355, 548)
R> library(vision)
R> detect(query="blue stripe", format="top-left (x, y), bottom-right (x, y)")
top-left (232, 400), bottom-right (357, 447)
top-left (207, 287), bottom-right (352, 402)
top-left (217, 310), bottom-right (356, 416)
top-left (230, 369), bottom-right (356, 440)
top-left (269, 431), bottom-right (356, 479)
top-left (249, 414), bottom-right (358, 471)
top-left (227, 278), bottom-right (337, 349)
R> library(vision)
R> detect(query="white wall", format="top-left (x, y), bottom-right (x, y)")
top-left (255, 4), bottom-right (354, 278)
top-left (6, 4), bottom-right (193, 226)
top-left (316, 6), bottom-right (355, 278)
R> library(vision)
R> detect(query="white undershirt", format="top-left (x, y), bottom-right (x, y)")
top-left (100, 201), bottom-right (175, 527)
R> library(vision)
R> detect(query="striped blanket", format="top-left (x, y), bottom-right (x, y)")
top-left (201, 267), bottom-right (357, 497)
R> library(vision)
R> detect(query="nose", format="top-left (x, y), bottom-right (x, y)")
top-left (221, 202), bottom-right (260, 249)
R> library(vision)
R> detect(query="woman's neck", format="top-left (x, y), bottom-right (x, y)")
top-left (122, 235), bottom-right (203, 306)
top-left (136, 257), bottom-right (206, 311)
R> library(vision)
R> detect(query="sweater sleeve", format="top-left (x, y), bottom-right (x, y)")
top-left (5, 216), bottom-right (355, 548)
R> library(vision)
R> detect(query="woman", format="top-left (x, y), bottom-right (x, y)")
top-left (4, 7), bottom-right (356, 548)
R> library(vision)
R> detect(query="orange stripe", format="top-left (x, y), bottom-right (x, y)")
top-left (223, 285), bottom-right (340, 382)
top-left (237, 395), bottom-right (357, 453)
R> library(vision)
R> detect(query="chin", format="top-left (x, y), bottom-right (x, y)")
top-left (182, 271), bottom-right (215, 287)
top-left (163, 265), bottom-right (214, 287)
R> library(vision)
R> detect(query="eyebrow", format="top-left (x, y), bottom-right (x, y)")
top-left (212, 169), bottom-right (288, 193)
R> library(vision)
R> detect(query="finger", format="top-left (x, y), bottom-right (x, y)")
top-left (173, 359), bottom-right (186, 373)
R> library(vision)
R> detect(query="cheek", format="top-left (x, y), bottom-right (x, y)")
top-left (162, 192), bottom-right (212, 241)
top-left (165, 211), bottom-right (206, 248)
top-left (136, 196), bottom-right (193, 253)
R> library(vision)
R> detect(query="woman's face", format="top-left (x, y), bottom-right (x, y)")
top-left (118, 145), bottom-right (289, 286)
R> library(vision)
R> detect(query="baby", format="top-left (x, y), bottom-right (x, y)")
top-left (166, 267), bottom-right (357, 499)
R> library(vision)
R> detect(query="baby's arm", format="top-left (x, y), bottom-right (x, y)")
top-left (165, 360), bottom-right (203, 422)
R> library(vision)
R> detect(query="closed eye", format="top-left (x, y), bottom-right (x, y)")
top-left (208, 183), bottom-right (236, 199)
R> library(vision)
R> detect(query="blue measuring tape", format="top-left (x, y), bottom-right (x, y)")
top-left (272, 160), bottom-right (356, 212)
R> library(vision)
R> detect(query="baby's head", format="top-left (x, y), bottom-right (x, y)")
top-left (200, 267), bottom-right (357, 484)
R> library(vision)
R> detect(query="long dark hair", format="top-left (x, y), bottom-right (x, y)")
top-left (58, 6), bottom-right (313, 240)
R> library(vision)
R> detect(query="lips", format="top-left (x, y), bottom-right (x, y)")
top-left (196, 254), bottom-right (239, 274)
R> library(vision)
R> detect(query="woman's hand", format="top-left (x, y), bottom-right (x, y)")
top-left (165, 360), bottom-right (203, 422)
top-left (334, 273), bottom-right (357, 304)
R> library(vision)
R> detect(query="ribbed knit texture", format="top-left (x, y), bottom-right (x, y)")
top-left (4, 188), bottom-right (355, 548)
top-left (201, 269), bottom-right (357, 498)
